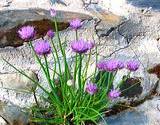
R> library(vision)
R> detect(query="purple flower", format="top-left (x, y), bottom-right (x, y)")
top-left (71, 39), bottom-right (89, 54)
top-left (106, 59), bottom-right (119, 72)
top-left (97, 59), bottom-right (124, 71)
top-left (117, 61), bottom-right (125, 69)
top-left (126, 60), bottom-right (140, 71)
top-left (18, 25), bottom-right (35, 41)
top-left (70, 18), bottom-right (82, 29)
top-left (87, 40), bottom-right (95, 50)
top-left (50, 8), bottom-right (56, 17)
top-left (34, 40), bottom-right (51, 56)
top-left (96, 60), bottom-right (107, 71)
top-left (86, 82), bottom-right (98, 95)
top-left (108, 89), bottom-right (121, 99)
top-left (46, 30), bottom-right (55, 38)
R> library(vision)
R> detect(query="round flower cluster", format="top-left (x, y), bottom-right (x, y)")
top-left (108, 89), bottom-right (121, 99)
top-left (97, 59), bottom-right (140, 72)
top-left (96, 59), bottom-right (124, 72)
top-left (69, 18), bottom-right (83, 29)
top-left (46, 29), bottom-right (55, 38)
top-left (18, 26), bottom-right (35, 41)
top-left (50, 8), bottom-right (56, 17)
top-left (85, 82), bottom-right (98, 95)
top-left (71, 39), bottom-right (95, 54)
top-left (126, 60), bottom-right (140, 71)
top-left (34, 40), bottom-right (51, 56)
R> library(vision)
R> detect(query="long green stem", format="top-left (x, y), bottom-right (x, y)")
top-left (54, 17), bottom-right (70, 80)
top-left (51, 39), bottom-right (62, 77)
top-left (84, 50), bottom-right (92, 79)
top-left (73, 30), bottom-right (79, 85)
top-left (50, 38), bottom-right (57, 82)
top-left (44, 55), bottom-right (54, 88)
top-left (78, 54), bottom-right (82, 90)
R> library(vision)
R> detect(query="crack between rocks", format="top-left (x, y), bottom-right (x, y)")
top-left (106, 79), bottom-right (160, 117)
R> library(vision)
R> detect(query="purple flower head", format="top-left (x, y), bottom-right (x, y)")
top-left (96, 60), bottom-right (107, 71)
top-left (70, 18), bottom-right (82, 29)
top-left (117, 60), bottom-right (125, 69)
top-left (34, 40), bottom-right (51, 56)
top-left (106, 59), bottom-right (120, 72)
top-left (126, 60), bottom-right (140, 71)
top-left (46, 30), bottom-right (55, 38)
top-left (50, 8), bottom-right (56, 17)
top-left (18, 25), bottom-right (35, 41)
top-left (71, 39), bottom-right (89, 54)
top-left (97, 59), bottom-right (124, 71)
top-left (86, 82), bottom-right (98, 95)
top-left (108, 89), bottom-right (121, 99)
top-left (87, 40), bottom-right (95, 50)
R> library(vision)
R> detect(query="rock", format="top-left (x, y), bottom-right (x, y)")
top-left (100, 97), bottom-right (160, 125)
top-left (148, 64), bottom-right (160, 94)
top-left (0, 70), bottom-right (38, 91)
top-left (128, 0), bottom-right (160, 10)
top-left (0, 101), bottom-right (29, 125)
top-left (0, 9), bottom-right (92, 48)
top-left (0, 117), bottom-right (7, 125)
top-left (92, 10), bottom-right (160, 101)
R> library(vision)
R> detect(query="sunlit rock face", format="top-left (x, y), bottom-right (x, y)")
top-left (98, 0), bottom-right (128, 16)
top-left (128, 0), bottom-right (160, 10)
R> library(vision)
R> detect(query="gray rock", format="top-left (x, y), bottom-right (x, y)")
top-left (100, 97), bottom-right (160, 125)
top-left (0, 70), bottom-right (38, 91)
top-left (0, 101), bottom-right (29, 125)
top-left (0, 117), bottom-right (7, 125)
top-left (93, 11), bottom-right (160, 101)
top-left (0, 9), bottom-right (92, 48)
top-left (128, 0), bottom-right (160, 10)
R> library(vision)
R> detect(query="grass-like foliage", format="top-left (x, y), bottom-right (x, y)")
top-left (3, 8), bottom-right (140, 125)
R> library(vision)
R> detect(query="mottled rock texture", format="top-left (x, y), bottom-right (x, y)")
top-left (0, 0), bottom-right (160, 124)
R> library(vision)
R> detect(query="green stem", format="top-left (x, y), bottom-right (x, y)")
top-left (51, 39), bottom-right (62, 77)
top-left (54, 17), bottom-right (70, 80)
top-left (76, 30), bottom-right (78, 40)
top-left (84, 50), bottom-right (92, 79)
top-left (44, 55), bottom-right (54, 88)
top-left (93, 46), bottom-right (98, 79)
top-left (50, 39), bottom-right (57, 82)
top-left (78, 54), bottom-right (82, 90)
top-left (73, 30), bottom-right (79, 86)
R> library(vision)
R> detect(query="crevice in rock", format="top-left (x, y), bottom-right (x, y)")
top-left (0, 19), bottom-right (69, 48)
top-left (105, 80), bottom-right (159, 117)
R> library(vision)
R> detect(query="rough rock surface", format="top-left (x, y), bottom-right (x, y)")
top-left (0, 0), bottom-right (160, 124)
top-left (0, 101), bottom-right (28, 125)
top-left (100, 97), bottom-right (160, 125)
top-left (0, 70), bottom-right (37, 91)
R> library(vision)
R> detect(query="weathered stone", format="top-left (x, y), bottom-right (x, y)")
top-left (100, 97), bottom-right (160, 125)
top-left (0, 70), bottom-right (38, 91)
top-left (0, 101), bottom-right (29, 125)
top-left (0, 9), bottom-right (92, 48)
top-left (128, 0), bottom-right (160, 10)
top-left (0, 117), bottom-right (7, 125)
